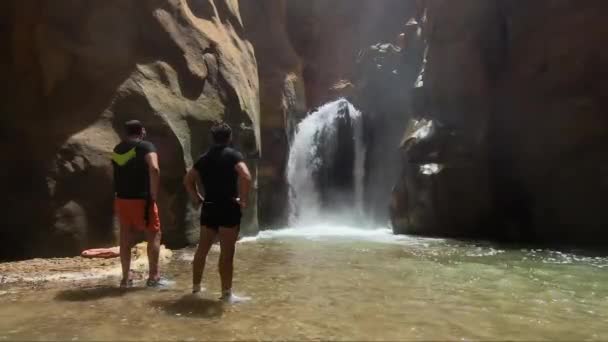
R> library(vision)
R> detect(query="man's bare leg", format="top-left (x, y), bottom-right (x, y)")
top-left (145, 230), bottom-right (161, 282)
top-left (119, 224), bottom-right (133, 287)
top-left (192, 227), bottom-right (217, 293)
top-left (218, 226), bottom-right (238, 298)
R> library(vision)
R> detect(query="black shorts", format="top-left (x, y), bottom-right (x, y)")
top-left (200, 201), bottom-right (242, 230)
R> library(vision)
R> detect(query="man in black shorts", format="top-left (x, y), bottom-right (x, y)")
top-left (184, 122), bottom-right (252, 302)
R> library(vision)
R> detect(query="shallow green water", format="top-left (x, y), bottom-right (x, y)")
top-left (1, 227), bottom-right (608, 341)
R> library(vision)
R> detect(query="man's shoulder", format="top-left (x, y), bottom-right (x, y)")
top-left (224, 147), bottom-right (244, 161)
top-left (198, 149), bottom-right (211, 160)
top-left (137, 140), bottom-right (157, 153)
top-left (223, 146), bottom-right (242, 155)
top-left (139, 140), bottom-right (156, 149)
top-left (194, 151), bottom-right (209, 167)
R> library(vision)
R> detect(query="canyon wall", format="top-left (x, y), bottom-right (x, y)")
top-left (392, 0), bottom-right (608, 246)
top-left (3, 0), bottom-right (606, 259)
top-left (0, 0), bottom-right (260, 259)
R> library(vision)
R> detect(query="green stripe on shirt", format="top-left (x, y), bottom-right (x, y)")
top-left (112, 148), bottom-right (136, 166)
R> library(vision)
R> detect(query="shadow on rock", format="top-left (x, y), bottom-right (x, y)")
top-left (55, 286), bottom-right (144, 302)
top-left (150, 294), bottom-right (224, 319)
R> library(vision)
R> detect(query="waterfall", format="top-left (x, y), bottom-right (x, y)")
top-left (287, 99), bottom-right (366, 226)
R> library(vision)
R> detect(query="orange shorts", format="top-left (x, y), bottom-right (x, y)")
top-left (115, 199), bottom-right (161, 232)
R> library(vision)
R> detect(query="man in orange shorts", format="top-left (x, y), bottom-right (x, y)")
top-left (112, 120), bottom-right (162, 288)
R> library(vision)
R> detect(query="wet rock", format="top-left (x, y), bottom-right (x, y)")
top-left (392, 118), bottom-right (492, 237)
top-left (353, 10), bottom-right (426, 223)
top-left (393, 0), bottom-right (608, 246)
top-left (314, 101), bottom-right (356, 207)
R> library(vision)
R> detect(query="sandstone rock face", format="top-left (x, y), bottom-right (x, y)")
top-left (392, 0), bottom-right (608, 245)
top-left (241, 0), bottom-right (306, 227)
top-left (0, 0), bottom-right (260, 259)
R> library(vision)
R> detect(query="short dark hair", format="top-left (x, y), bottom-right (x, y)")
top-left (125, 120), bottom-right (144, 136)
top-left (211, 122), bottom-right (232, 144)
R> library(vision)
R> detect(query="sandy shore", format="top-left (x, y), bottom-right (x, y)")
top-left (0, 243), bottom-right (173, 287)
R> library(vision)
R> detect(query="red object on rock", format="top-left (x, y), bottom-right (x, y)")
top-left (81, 247), bottom-right (120, 259)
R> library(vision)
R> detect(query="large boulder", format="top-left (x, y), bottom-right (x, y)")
top-left (391, 117), bottom-right (493, 238)
top-left (0, 0), bottom-right (260, 259)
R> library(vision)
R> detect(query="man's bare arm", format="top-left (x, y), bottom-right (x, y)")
top-left (145, 152), bottom-right (160, 201)
top-left (235, 161), bottom-right (252, 209)
top-left (184, 168), bottom-right (204, 205)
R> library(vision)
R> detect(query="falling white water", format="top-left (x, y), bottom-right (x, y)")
top-left (353, 103), bottom-right (366, 219)
top-left (287, 99), bottom-right (366, 226)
